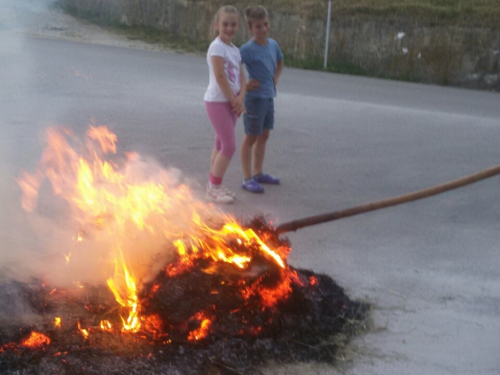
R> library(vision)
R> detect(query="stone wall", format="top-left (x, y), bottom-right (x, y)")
top-left (60, 0), bottom-right (500, 90)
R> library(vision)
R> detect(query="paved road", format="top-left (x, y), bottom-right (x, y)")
top-left (1, 31), bottom-right (499, 375)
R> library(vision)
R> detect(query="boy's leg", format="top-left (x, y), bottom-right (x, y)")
top-left (240, 134), bottom-right (257, 180)
top-left (241, 97), bottom-right (264, 179)
top-left (240, 136), bottom-right (263, 193)
top-left (252, 129), bottom-right (270, 176)
top-left (241, 97), bottom-right (265, 193)
top-left (252, 99), bottom-right (280, 185)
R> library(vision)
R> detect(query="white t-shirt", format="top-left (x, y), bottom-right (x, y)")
top-left (204, 37), bottom-right (242, 102)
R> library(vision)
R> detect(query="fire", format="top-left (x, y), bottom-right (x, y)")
top-left (20, 332), bottom-right (51, 348)
top-left (100, 320), bottom-right (112, 331)
top-left (77, 322), bottom-right (89, 339)
top-left (17, 124), bottom-right (292, 341)
top-left (107, 249), bottom-right (141, 332)
top-left (187, 312), bottom-right (212, 341)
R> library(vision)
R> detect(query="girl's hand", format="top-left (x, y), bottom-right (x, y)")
top-left (246, 79), bottom-right (261, 92)
top-left (231, 96), bottom-right (246, 117)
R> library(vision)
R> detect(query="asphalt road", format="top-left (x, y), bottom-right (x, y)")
top-left (1, 31), bottom-right (499, 375)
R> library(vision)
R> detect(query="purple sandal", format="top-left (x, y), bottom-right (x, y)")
top-left (253, 173), bottom-right (280, 185)
top-left (241, 179), bottom-right (264, 193)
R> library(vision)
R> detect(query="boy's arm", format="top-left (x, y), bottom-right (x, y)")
top-left (233, 63), bottom-right (247, 115)
top-left (274, 59), bottom-right (284, 86)
top-left (238, 63), bottom-right (247, 98)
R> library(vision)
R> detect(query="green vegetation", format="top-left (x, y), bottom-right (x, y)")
top-left (331, 0), bottom-right (500, 29)
top-left (284, 54), bottom-right (368, 76)
top-left (209, 0), bottom-right (500, 29)
top-left (58, 0), bottom-right (500, 87)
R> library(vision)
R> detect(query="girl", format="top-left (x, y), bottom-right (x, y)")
top-left (204, 5), bottom-right (246, 204)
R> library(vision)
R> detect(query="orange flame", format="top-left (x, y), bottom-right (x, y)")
top-left (100, 320), bottom-right (113, 331)
top-left (77, 322), bottom-right (89, 339)
top-left (168, 215), bottom-right (286, 277)
top-left (107, 250), bottom-right (141, 332)
top-left (187, 312), bottom-right (212, 341)
top-left (17, 125), bottom-right (291, 337)
top-left (21, 332), bottom-right (51, 348)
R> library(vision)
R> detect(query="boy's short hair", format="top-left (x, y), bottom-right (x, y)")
top-left (244, 6), bottom-right (268, 27)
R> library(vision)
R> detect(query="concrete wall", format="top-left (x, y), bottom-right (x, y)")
top-left (60, 0), bottom-right (500, 90)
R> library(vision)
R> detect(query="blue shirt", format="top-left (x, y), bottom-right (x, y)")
top-left (240, 38), bottom-right (283, 99)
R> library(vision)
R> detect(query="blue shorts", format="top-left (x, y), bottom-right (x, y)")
top-left (243, 97), bottom-right (274, 136)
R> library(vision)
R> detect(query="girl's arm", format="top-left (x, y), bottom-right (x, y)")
top-left (211, 56), bottom-right (236, 102)
top-left (274, 59), bottom-right (284, 86)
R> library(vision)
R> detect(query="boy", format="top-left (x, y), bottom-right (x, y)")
top-left (239, 6), bottom-right (284, 193)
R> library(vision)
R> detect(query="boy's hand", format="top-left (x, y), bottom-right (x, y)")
top-left (246, 79), bottom-right (261, 92)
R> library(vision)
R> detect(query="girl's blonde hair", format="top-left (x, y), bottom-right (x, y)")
top-left (211, 5), bottom-right (240, 38)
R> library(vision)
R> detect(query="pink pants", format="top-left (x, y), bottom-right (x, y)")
top-left (205, 101), bottom-right (237, 158)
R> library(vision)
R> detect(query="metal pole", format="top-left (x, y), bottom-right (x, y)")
top-left (323, 0), bottom-right (332, 69)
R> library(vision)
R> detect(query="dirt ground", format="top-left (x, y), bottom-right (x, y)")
top-left (0, 0), bottom-right (169, 52)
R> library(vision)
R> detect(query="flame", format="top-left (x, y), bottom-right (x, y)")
top-left (21, 332), bottom-right (51, 348)
top-left (100, 320), bottom-right (112, 331)
top-left (17, 125), bottom-right (291, 338)
top-left (54, 317), bottom-right (62, 328)
top-left (187, 312), bottom-right (212, 341)
top-left (107, 249), bottom-right (141, 332)
top-left (167, 215), bottom-right (285, 277)
top-left (77, 322), bottom-right (89, 339)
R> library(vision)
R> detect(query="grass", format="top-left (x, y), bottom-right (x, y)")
top-left (210, 0), bottom-right (500, 29)
top-left (331, 0), bottom-right (500, 29)
top-left (284, 54), bottom-right (368, 76)
top-left (58, 0), bottom-right (499, 86)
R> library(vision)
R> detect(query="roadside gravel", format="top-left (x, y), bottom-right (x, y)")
top-left (0, 0), bottom-right (167, 51)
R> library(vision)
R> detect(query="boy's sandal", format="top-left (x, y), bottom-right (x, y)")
top-left (253, 173), bottom-right (280, 185)
top-left (241, 179), bottom-right (264, 193)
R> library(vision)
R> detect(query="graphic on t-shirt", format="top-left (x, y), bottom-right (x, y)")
top-left (227, 61), bottom-right (236, 84)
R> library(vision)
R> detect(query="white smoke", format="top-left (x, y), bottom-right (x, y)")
top-left (0, 0), bottom-right (217, 296)
top-left (9, 131), bottom-right (216, 289)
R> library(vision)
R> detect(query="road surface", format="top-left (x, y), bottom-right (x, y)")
top-left (1, 3), bottom-right (499, 375)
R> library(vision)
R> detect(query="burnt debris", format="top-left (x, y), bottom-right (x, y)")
top-left (0, 219), bottom-right (369, 375)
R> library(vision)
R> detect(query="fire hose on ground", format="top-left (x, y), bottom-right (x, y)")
top-left (276, 164), bottom-right (500, 234)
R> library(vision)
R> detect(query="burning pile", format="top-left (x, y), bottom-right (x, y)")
top-left (1, 125), bottom-right (368, 374)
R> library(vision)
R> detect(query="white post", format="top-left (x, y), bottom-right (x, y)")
top-left (323, 0), bottom-right (333, 69)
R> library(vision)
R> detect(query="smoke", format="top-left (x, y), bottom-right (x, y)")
top-left (0, 0), bottom-right (56, 31)
top-left (0, 0), bottom-right (56, 289)
top-left (10, 129), bottom-right (215, 290)
top-left (0, 1), bottom-right (218, 323)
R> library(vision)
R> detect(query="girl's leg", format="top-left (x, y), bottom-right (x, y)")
top-left (205, 101), bottom-right (237, 183)
top-left (211, 153), bottom-right (231, 180)
top-left (210, 148), bottom-right (219, 173)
